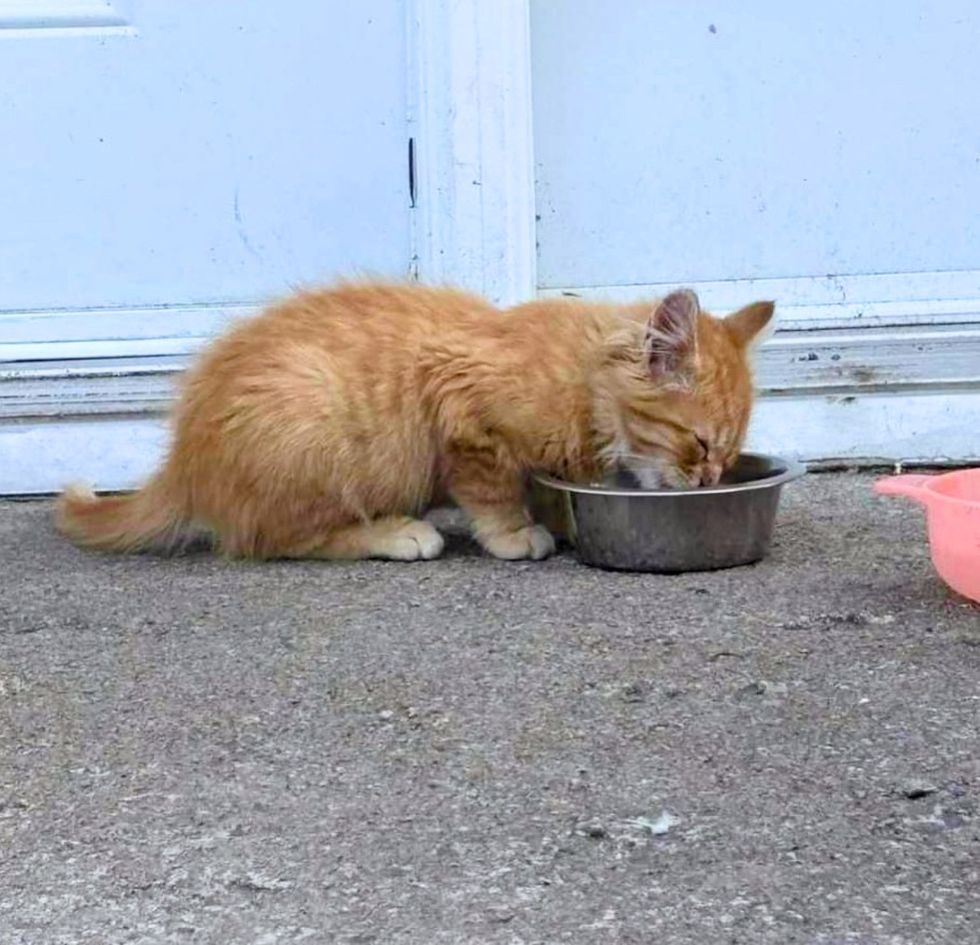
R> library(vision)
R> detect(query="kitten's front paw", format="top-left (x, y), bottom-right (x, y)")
top-left (482, 524), bottom-right (555, 561)
top-left (383, 520), bottom-right (445, 561)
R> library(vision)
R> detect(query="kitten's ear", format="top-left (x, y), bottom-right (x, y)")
top-left (645, 288), bottom-right (699, 382)
top-left (726, 300), bottom-right (775, 348)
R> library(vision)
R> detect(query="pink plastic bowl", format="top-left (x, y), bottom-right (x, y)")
top-left (875, 469), bottom-right (980, 604)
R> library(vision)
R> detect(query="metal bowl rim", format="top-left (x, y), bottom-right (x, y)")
top-left (532, 452), bottom-right (807, 498)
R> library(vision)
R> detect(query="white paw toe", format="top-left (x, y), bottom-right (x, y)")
top-left (381, 521), bottom-right (444, 561)
top-left (483, 524), bottom-right (555, 561)
top-left (526, 524), bottom-right (556, 560)
top-left (405, 521), bottom-right (445, 560)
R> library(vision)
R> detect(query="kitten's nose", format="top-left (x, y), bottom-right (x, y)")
top-left (701, 463), bottom-right (723, 486)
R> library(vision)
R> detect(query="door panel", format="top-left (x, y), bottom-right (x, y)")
top-left (531, 0), bottom-right (980, 294)
top-left (0, 1), bottom-right (409, 314)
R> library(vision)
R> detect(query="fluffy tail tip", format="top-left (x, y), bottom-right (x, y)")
top-left (61, 481), bottom-right (96, 502)
top-left (58, 480), bottom-right (97, 506)
top-left (55, 481), bottom-right (98, 531)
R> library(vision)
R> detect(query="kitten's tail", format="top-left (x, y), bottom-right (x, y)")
top-left (55, 476), bottom-right (188, 554)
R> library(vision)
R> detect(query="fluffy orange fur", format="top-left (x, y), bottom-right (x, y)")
top-left (55, 282), bottom-right (773, 561)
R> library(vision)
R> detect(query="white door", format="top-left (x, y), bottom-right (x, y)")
top-left (0, 1), bottom-right (411, 492)
top-left (529, 0), bottom-right (980, 464)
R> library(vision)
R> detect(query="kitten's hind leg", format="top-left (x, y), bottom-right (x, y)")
top-left (301, 515), bottom-right (445, 561)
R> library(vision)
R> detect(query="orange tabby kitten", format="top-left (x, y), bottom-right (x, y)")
top-left (55, 282), bottom-right (773, 561)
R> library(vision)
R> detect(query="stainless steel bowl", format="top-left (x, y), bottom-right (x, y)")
top-left (530, 452), bottom-right (805, 573)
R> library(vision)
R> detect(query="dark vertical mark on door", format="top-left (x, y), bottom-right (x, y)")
top-left (408, 137), bottom-right (417, 208)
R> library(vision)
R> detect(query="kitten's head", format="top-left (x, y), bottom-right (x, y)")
top-left (601, 289), bottom-right (774, 489)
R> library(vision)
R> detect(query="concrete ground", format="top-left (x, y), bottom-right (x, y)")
top-left (0, 472), bottom-right (978, 945)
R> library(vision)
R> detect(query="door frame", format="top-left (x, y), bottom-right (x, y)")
top-left (408, 0), bottom-right (537, 306)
